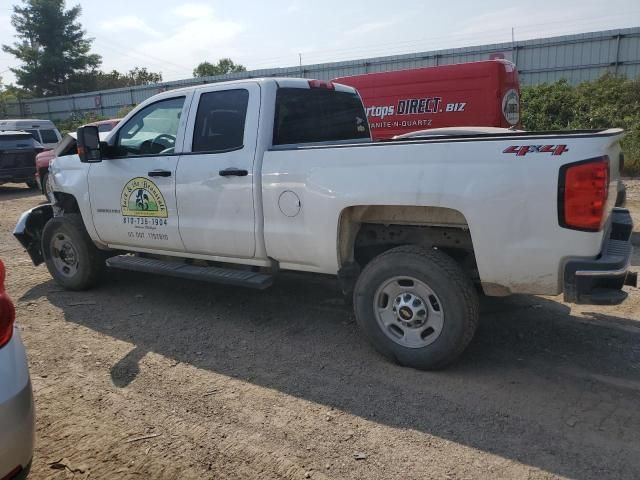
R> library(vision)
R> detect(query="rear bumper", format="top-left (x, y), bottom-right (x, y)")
top-left (0, 167), bottom-right (35, 183)
top-left (564, 208), bottom-right (637, 305)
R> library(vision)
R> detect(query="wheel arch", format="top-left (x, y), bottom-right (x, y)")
top-left (337, 205), bottom-right (482, 294)
top-left (52, 191), bottom-right (110, 251)
top-left (53, 191), bottom-right (81, 214)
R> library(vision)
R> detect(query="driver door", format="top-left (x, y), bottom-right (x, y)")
top-left (88, 94), bottom-right (191, 252)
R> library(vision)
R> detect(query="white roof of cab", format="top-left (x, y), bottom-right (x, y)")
top-left (0, 118), bottom-right (55, 123)
top-left (144, 77), bottom-right (357, 98)
top-left (0, 129), bottom-right (32, 135)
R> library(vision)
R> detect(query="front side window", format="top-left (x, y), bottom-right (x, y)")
top-left (273, 87), bottom-right (370, 145)
top-left (40, 129), bottom-right (59, 144)
top-left (192, 89), bottom-right (249, 153)
top-left (115, 97), bottom-right (185, 157)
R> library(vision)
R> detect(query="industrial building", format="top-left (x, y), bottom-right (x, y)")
top-left (2, 27), bottom-right (639, 121)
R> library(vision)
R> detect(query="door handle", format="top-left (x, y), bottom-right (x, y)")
top-left (148, 169), bottom-right (172, 177)
top-left (219, 167), bottom-right (248, 177)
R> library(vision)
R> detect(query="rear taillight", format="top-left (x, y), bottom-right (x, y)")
top-left (308, 79), bottom-right (335, 90)
top-left (558, 157), bottom-right (609, 232)
top-left (0, 259), bottom-right (15, 348)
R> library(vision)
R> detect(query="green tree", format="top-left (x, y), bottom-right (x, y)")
top-left (66, 67), bottom-right (163, 93)
top-left (521, 74), bottom-right (640, 175)
top-left (126, 67), bottom-right (162, 86)
top-left (520, 79), bottom-right (578, 130)
top-left (0, 77), bottom-right (32, 116)
top-left (193, 58), bottom-right (246, 78)
top-left (2, 0), bottom-right (101, 96)
top-left (0, 77), bottom-right (15, 117)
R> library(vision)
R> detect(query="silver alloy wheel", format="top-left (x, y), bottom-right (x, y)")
top-left (373, 276), bottom-right (445, 348)
top-left (51, 232), bottom-right (79, 278)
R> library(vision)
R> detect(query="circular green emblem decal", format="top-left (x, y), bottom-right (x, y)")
top-left (121, 177), bottom-right (168, 218)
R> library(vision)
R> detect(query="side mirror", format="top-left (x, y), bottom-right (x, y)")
top-left (77, 126), bottom-right (102, 163)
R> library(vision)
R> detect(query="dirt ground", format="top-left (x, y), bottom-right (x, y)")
top-left (0, 180), bottom-right (639, 480)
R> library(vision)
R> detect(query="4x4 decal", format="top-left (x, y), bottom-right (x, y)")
top-left (503, 145), bottom-right (569, 156)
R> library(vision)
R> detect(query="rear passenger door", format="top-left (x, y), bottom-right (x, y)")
top-left (176, 83), bottom-right (260, 258)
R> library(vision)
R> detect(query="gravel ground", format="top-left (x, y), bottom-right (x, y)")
top-left (0, 180), bottom-right (639, 480)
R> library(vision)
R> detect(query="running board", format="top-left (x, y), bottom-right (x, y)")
top-left (106, 255), bottom-right (273, 290)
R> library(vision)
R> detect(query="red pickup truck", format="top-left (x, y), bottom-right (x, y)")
top-left (35, 118), bottom-right (121, 197)
top-left (334, 60), bottom-right (520, 141)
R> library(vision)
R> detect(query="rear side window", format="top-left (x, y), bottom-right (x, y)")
top-left (24, 129), bottom-right (40, 142)
top-left (40, 129), bottom-right (59, 144)
top-left (97, 123), bottom-right (114, 133)
top-left (273, 88), bottom-right (369, 145)
top-left (192, 89), bottom-right (249, 153)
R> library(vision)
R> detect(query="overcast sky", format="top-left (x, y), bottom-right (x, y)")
top-left (1, 0), bottom-right (639, 85)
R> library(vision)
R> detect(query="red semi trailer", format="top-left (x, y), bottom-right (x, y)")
top-left (334, 60), bottom-right (520, 141)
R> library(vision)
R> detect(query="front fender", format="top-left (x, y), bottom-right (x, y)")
top-left (13, 204), bottom-right (53, 266)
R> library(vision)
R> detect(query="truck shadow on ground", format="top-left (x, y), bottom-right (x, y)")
top-left (22, 271), bottom-right (640, 479)
top-left (0, 184), bottom-right (40, 202)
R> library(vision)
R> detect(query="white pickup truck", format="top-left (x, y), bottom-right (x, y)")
top-left (14, 77), bottom-right (637, 369)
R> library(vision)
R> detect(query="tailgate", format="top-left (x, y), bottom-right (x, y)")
top-left (0, 149), bottom-right (36, 169)
top-left (558, 128), bottom-right (636, 304)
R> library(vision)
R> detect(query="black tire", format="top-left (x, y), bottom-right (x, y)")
top-left (26, 179), bottom-right (38, 189)
top-left (42, 214), bottom-right (106, 290)
top-left (353, 245), bottom-right (479, 370)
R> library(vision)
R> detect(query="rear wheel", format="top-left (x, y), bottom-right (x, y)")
top-left (353, 245), bottom-right (479, 370)
top-left (26, 179), bottom-right (38, 189)
top-left (42, 214), bottom-right (106, 290)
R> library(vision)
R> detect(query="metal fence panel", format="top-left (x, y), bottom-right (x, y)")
top-left (3, 27), bottom-right (639, 121)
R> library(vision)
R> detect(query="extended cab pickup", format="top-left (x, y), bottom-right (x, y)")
top-left (14, 78), bottom-right (637, 369)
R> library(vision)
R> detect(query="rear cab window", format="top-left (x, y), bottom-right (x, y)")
top-left (273, 86), bottom-right (370, 146)
top-left (0, 133), bottom-right (38, 151)
top-left (40, 129), bottom-right (59, 144)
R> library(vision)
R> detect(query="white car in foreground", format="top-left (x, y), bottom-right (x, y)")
top-left (0, 259), bottom-right (34, 480)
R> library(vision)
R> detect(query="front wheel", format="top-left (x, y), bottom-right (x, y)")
top-left (42, 214), bottom-right (106, 290)
top-left (353, 246), bottom-right (479, 370)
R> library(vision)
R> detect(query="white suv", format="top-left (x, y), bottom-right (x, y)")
top-left (0, 119), bottom-right (62, 149)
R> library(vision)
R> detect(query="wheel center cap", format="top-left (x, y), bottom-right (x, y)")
top-left (398, 306), bottom-right (414, 321)
top-left (61, 244), bottom-right (77, 266)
